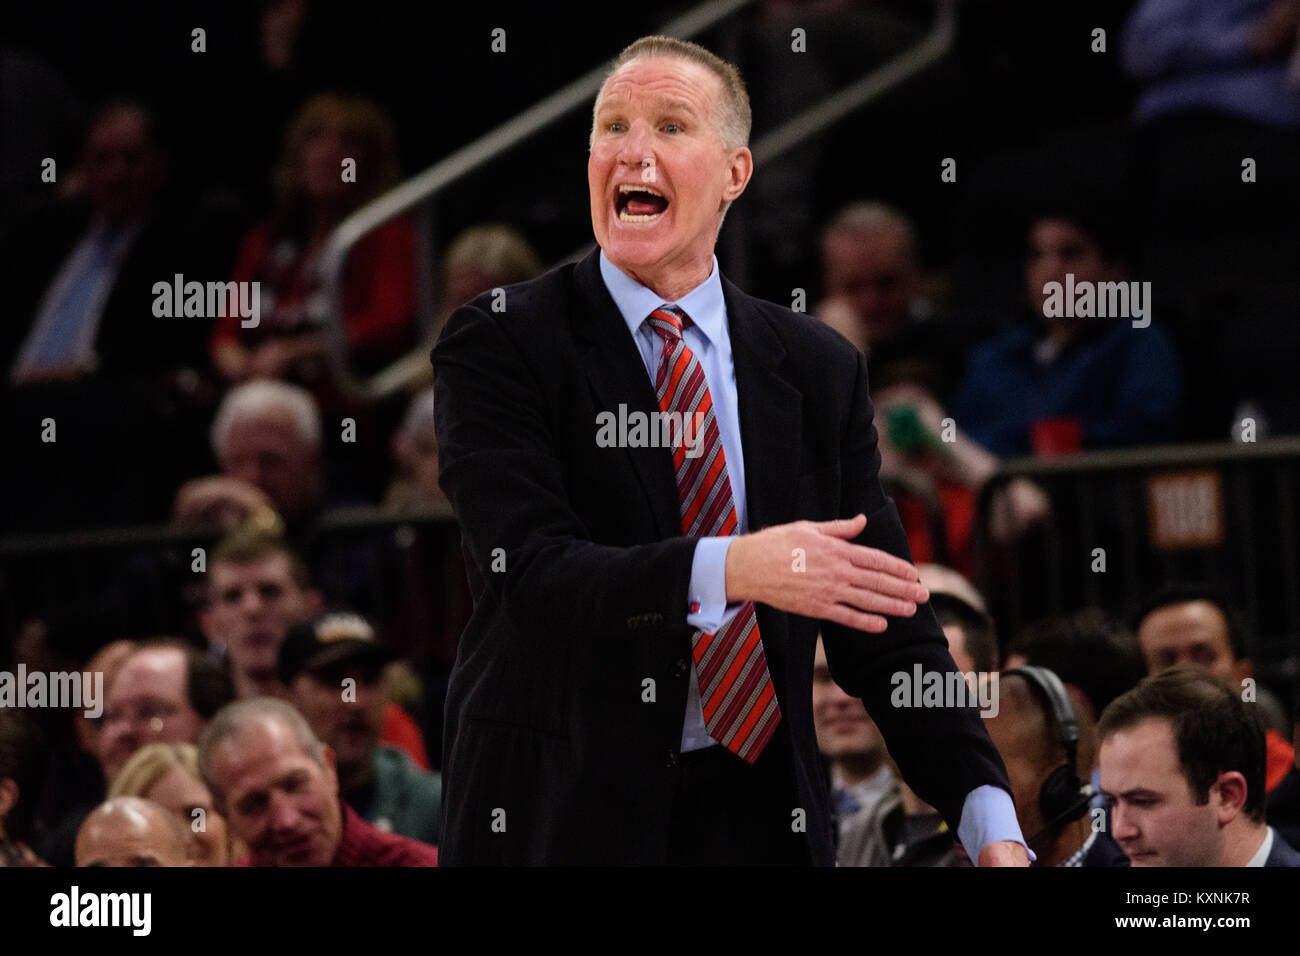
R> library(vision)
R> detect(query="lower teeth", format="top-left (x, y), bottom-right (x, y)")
top-left (619, 210), bottom-right (660, 222)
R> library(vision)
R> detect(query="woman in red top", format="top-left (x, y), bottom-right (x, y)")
top-left (212, 94), bottom-right (416, 386)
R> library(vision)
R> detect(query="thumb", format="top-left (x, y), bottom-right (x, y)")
top-left (816, 513), bottom-right (867, 539)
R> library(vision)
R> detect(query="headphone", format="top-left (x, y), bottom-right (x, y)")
top-left (1002, 665), bottom-right (1093, 841)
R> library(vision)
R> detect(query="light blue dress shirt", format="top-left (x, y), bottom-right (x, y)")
top-left (596, 250), bottom-right (1031, 864)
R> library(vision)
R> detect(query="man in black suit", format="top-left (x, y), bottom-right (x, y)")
top-left (1099, 666), bottom-right (1300, 866)
top-left (432, 36), bottom-right (1029, 865)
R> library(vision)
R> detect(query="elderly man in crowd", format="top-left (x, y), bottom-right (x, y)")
top-left (198, 697), bottom-right (437, 866)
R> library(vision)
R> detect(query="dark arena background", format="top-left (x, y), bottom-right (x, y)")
top-left (2, 0), bottom-right (1299, 937)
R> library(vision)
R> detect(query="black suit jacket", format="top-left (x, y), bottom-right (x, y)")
top-left (1266, 828), bottom-right (1300, 867)
top-left (431, 248), bottom-right (1012, 864)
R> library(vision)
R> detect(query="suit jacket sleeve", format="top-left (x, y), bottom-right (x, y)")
top-left (819, 348), bottom-right (1012, 833)
top-left (432, 301), bottom-right (698, 642)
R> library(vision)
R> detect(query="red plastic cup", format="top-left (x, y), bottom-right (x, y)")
top-left (1030, 417), bottom-right (1083, 457)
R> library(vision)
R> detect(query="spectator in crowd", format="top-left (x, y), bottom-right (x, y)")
top-left (986, 668), bottom-right (1128, 867)
top-left (5, 101), bottom-right (184, 388)
top-left (178, 381), bottom-right (383, 612)
top-left (948, 208), bottom-right (1184, 457)
top-left (2, 100), bottom-right (234, 530)
top-left (199, 526), bottom-right (323, 699)
top-left (75, 796), bottom-right (194, 867)
top-left (29, 637), bottom-right (137, 867)
top-left (1004, 609), bottom-right (1148, 796)
top-left (1132, 584), bottom-right (1295, 792)
top-left (814, 201), bottom-right (962, 399)
top-left (929, 592), bottom-right (998, 675)
top-left (0, 709), bottom-right (49, 866)
top-left (1122, 0), bottom-right (1300, 270)
top-left (183, 379), bottom-right (329, 530)
top-left (371, 223), bottom-right (544, 397)
top-left (1004, 609), bottom-right (1147, 732)
top-left (210, 93), bottom-right (416, 385)
top-left (199, 526), bottom-right (429, 768)
top-left (383, 388), bottom-right (448, 511)
top-left (98, 640), bottom-right (234, 782)
top-left (109, 742), bottom-right (240, 866)
top-left (838, 752), bottom-right (968, 867)
top-left (197, 697), bottom-right (438, 866)
top-left (281, 614), bottom-right (440, 844)
top-left (1099, 666), bottom-right (1300, 866)
top-left (813, 636), bottom-right (894, 823)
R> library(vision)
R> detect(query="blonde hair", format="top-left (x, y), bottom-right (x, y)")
top-left (108, 742), bottom-right (203, 800)
top-left (273, 93), bottom-right (401, 221)
top-left (591, 35), bottom-right (752, 150)
top-left (443, 225), bottom-right (543, 287)
top-left (109, 743), bottom-right (243, 864)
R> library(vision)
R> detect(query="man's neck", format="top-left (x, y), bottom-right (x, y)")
top-left (1220, 821), bottom-right (1270, 866)
top-left (233, 669), bottom-right (289, 701)
top-left (835, 753), bottom-right (885, 787)
top-left (614, 257), bottom-right (713, 303)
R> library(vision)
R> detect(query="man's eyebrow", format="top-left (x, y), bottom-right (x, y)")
top-left (595, 96), bottom-right (700, 117)
top-left (1106, 787), bottom-right (1160, 801)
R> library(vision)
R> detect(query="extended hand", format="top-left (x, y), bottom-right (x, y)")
top-left (724, 513), bottom-right (929, 633)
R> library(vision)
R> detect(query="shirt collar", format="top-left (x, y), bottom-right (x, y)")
top-left (598, 249), bottom-right (726, 347)
top-left (1246, 826), bottom-right (1275, 867)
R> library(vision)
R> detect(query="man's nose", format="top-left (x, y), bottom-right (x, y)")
top-left (616, 123), bottom-right (655, 167)
top-left (267, 790), bottom-right (301, 831)
top-left (1110, 804), bottom-right (1137, 842)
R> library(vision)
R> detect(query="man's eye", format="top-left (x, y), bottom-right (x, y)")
top-left (607, 122), bottom-right (624, 133)
top-left (664, 123), bottom-right (681, 134)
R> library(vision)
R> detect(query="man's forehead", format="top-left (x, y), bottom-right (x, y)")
top-left (599, 57), bottom-right (719, 110)
top-left (111, 650), bottom-right (185, 697)
top-left (215, 720), bottom-right (309, 783)
top-left (1103, 717), bottom-right (1176, 763)
top-left (213, 553), bottom-right (294, 585)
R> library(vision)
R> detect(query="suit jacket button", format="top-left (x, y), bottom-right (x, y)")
top-left (665, 750), bottom-right (679, 768)
top-left (673, 658), bottom-right (689, 678)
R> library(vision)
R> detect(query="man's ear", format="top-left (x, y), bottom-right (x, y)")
top-left (306, 589), bottom-right (325, 618)
top-left (723, 146), bottom-right (753, 203)
top-left (0, 777), bottom-right (19, 824)
top-left (198, 603), bottom-right (220, 643)
top-left (1212, 771), bottom-right (1249, 824)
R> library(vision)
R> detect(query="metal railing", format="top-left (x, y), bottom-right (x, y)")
top-left (970, 437), bottom-right (1300, 657)
top-left (316, 0), bottom-right (957, 399)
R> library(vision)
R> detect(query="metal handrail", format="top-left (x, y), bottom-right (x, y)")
top-left (318, 0), bottom-right (956, 399)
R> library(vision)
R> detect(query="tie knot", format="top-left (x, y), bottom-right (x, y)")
top-left (647, 306), bottom-right (691, 344)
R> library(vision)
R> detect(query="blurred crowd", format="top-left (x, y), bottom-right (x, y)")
top-left (3, 0), bottom-right (1300, 866)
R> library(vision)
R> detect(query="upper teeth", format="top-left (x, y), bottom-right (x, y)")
top-left (619, 184), bottom-right (665, 198)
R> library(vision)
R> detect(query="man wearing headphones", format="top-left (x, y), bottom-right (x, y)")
top-left (985, 666), bottom-right (1129, 867)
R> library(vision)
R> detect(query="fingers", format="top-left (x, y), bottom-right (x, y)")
top-left (821, 602), bottom-right (890, 634)
top-left (814, 513), bottom-right (867, 539)
top-left (843, 546), bottom-right (928, 598)
top-left (840, 583), bottom-right (919, 618)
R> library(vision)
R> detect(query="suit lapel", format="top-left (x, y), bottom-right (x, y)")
top-left (572, 250), bottom-right (682, 540)
top-left (723, 276), bottom-right (802, 533)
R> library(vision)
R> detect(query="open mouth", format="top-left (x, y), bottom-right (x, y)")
top-left (615, 183), bottom-right (669, 222)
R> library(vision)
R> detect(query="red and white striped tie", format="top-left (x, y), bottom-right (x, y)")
top-left (647, 305), bottom-right (782, 763)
